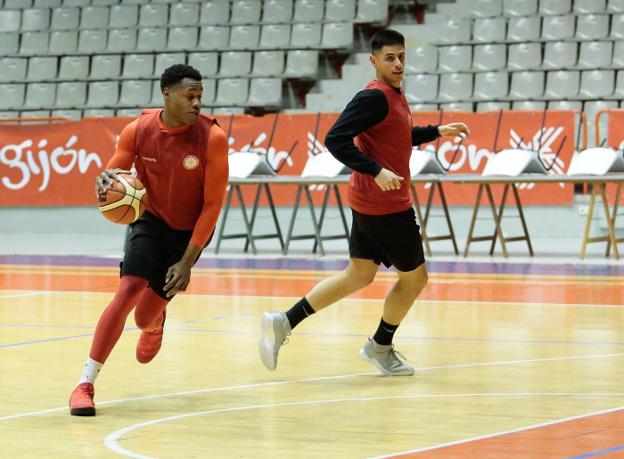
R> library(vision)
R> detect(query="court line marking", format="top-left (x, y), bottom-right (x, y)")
top-left (103, 393), bottom-right (624, 459)
top-left (0, 291), bottom-right (50, 300)
top-left (569, 444), bottom-right (624, 459)
top-left (370, 402), bottom-right (624, 459)
top-left (3, 351), bottom-right (624, 422)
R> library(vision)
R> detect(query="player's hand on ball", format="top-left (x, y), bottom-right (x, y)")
top-left (164, 261), bottom-right (192, 298)
top-left (95, 169), bottom-right (132, 201)
top-left (374, 168), bottom-right (404, 192)
top-left (438, 122), bottom-right (471, 140)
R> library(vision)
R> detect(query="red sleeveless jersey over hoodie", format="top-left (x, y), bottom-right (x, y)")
top-left (350, 80), bottom-right (414, 215)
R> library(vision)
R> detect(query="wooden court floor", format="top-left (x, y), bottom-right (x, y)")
top-left (1, 255), bottom-right (624, 459)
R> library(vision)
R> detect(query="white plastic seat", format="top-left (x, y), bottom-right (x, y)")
top-left (0, 33), bottom-right (20, 55)
top-left (52, 109), bottom-right (81, 120)
top-left (473, 71), bottom-right (508, 100)
top-left (27, 56), bottom-right (57, 81)
top-left (56, 82), bottom-right (86, 107)
top-left (438, 45), bottom-right (472, 72)
top-left (579, 70), bottom-right (615, 98)
top-left (90, 57), bottom-right (120, 83)
top-left (614, 70), bottom-right (624, 96)
top-left (472, 44), bottom-right (505, 71)
top-left (24, 83), bottom-right (56, 109)
top-left (188, 52), bottom-right (218, 76)
top-left (548, 100), bottom-right (582, 110)
top-left (170, 3), bottom-right (199, 26)
top-left (215, 78), bottom-right (249, 105)
top-left (613, 41), bottom-right (624, 67)
top-left (404, 74), bottom-right (438, 102)
top-left (78, 29), bottom-right (106, 53)
top-left (231, 0), bottom-right (261, 24)
top-left (436, 17), bottom-right (471, 44)
top-left (120, 80), bottom-right (152, 107)
top-left (291, 23), bottom-right (322, 47)
top-left (294, 0), bottom-right (324, 22)
top-left (107, 29), bottom-right (137, 53)
top-left (154, 53), bottom-right (185, 76)
top-left (543, 41), bottom-right (577, 69)
top-left (248, 78), bottom-right (282, 106)
top-left (149, 80), bottom-right (162, 107)
top-left (0, 84), bottom-right (25, 110)
top-left (285, 50), bottom-right (319, 77)
top-left (83, 108), bottom-right (115, 117)
top-left (51, 6), bottom-right (79, 30)
top-left (35, 0), bottom-right (61, 6)
top-left (578, 41), bottom-right (613, 68)
top-left (109, 5), bottom-right (138, 28)
top-left (355, 0), bottom-right (388, 23)
top-left (200, 79), bottom-right (216, 104)
top-left (574, 0), bottom-right (606, 13)
top-left (508, 43), bottom-right (541, 70)
top-left (608, 0), bottom-right (624, 12)
top-left (441, 101), bottom-right (473, 111)
top-left (229, 25), bottom-right (260, 48)
top-left (263, 0), bottom-right (293, 22)
top-left (326, 0), bottom-right (355, 20)
top-left (405, 45), bottom-right (437, 73)
top-left (167, 27), bottom-right (198, 51)
top-left (252, 51), bottom-right (285, 76)
top-left (58, 56), bottom-right (88, 80)
top-left (80, 6), bottom-right (108, 29)
top-left (139, 3), bottom-right (168, 27)
top-left (576, 14), bottom-right (609, 40)
top-left (20, 32), bottom-right (49, 55)
top-left (503, 0), bottom-right (537, 15)
top-left (472, 17), bottom-right (506, 42)
top-left (123, 54), bottom-right (154, 78)
top-left (136, 28), bottom-right (166, 51)
top-left (542, 14), bottom-right (575, 40)
top-left (476, 101), bottom-right (509, 112)
top-left (200, 1), bottom-right (230, 25)
top-left (0, 58), bottom-right (27, 82)
top-left (471, 0), bottom-right (503, 17)
top-left (512, 100), bottom-right (547, 110)
top-left (544, 70), bottom-right (579, 98)
top-left (260, 24), bottom-right (291, 48)
top-left (438, 73), bottom-right (472, 101)
top-left (507, 16), bottom-right (540, 41)
top-left (219, 52), bottom-right (252, 76)
top-left (198, 26), bottom-right (230, 50)
top-left (87, 81), bottom-right (119, 107)
top-left (21, 8), bottom-right (50, 31)
top-left (509, 71), bottom-right (544, 99)
top-left (539, 0), bottom-right (571, 15)
top-left (0, 10), bottom-right (21, 32)
top-left (321, 22), bottom-right (353, 48)
top-left (49, 30), bottom-right (77, 54)
top-left (612, 14), bottom-right (624, 38)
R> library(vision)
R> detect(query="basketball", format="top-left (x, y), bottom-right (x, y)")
top-left (98, 174), bottom-right (148, 225)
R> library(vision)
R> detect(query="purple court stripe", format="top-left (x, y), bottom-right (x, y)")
top-left (1, 255), bottom-right (623, 276)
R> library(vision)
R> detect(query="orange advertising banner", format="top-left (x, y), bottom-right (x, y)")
top-left (0, 110), bottom-right (576, 207)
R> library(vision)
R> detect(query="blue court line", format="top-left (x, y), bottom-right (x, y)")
top-left (569, 444), bottom-right (624, 458)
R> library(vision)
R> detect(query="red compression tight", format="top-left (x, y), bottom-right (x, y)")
top-left (89, 275), bottom-right (169, 363)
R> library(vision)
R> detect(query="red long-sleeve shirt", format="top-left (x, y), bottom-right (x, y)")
top-left (107, 109), bottom-right (229, 248)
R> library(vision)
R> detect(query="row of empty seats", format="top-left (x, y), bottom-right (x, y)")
top-left (405, 70), bottom-right (624, 102)
top-left (409, 41), bottom-right (624, 73)
top-left (449, 0), bottom-right (624, 17)
top-left (0, 22), bottom-right (354, 56)
top-left (437, 13), bottom-right (624, 44)
top-left (0, 78), bottom-right (283, 110)
top-left (0, 0), bottom-right (388, 28)
top-left (0, 51), bottom-right (319, 82)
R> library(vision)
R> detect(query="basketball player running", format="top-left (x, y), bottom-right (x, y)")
top-left (69, 64), bottom-right (229, 415)
top-left (259, 29), bottom-right (470, 375)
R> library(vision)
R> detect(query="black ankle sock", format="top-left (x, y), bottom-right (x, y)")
top-left (372, 318), bottom-right (399, 346)
top-left (285, 297), bottom-right (316, 329)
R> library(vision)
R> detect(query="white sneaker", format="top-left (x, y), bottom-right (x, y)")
top-left (259, 311), bottom-right (292, 370)
top-left (359, 338), bottom-right (415, 376)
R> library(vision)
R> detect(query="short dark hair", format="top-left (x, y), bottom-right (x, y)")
top-left (160, 64), bottom-right (202, 92)
top-left (370, 29), bottom-right (405, 53)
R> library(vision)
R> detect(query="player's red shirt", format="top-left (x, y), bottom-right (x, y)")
top-left (107, 109), bottom-right (229, 248)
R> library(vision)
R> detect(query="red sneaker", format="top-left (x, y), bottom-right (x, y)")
top-left (69, 382), bottom-right (95, 416)
top-left (136, 310), bottom-right (166, 364)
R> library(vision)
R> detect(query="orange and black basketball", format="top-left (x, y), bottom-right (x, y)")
top-left (98, 174), bottom-right (148, 225)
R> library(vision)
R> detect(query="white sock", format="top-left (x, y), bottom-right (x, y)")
top-left (78, 357), bottom-right (103, 385)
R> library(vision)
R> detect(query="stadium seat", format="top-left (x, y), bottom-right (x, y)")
top-left (21, 8), bottom-right (50, 31)
top-left (284, 50), bottom-right (319, 77)
top-left (509, 71), bottom-right (544, 99)
top-left (577, 41), bottom-right (613, 68)
top-left (231, 0), bottom-right (261, 24)
top-left (355, 0), bottom-right (388, 23)
top-left (21, 32), bottom-right (49, 55)
top-left (439, 73), bottom-right (473, 101)
top-left (544, 70), bottom-right (579, 98)
top-left (541, 14), bottom-right (575, 40)
top-left (188, 52), bottom-right (219, 76)
top-left (252, 51), bottom-right (285, 76)
top-left (263, 0), bottom-right (293, 22)
top-left (436, 17), bottom-right (472, 44)
top-left (326, 0), bottom-right (355, 21)
top-left (154, 53), bottom-right (185, 75)
top-left (87, 81), bottom-right (119, 107)
top-left (248, 78), bottom-right (282, 106)
top-left (198, 26), bottom-right (230, 50)
top-left (574, 0), bottom-right (606, 13)
top-left (321, 22), bottom-right (353, 48)
top-left (200, 1), bottom-right (230, 25)
top-left (78, 29), bottom-right (107, 53)
top-left (219, 52), bottom-right (252, 76)
top-left (472, 44), bottom-right (505, 71)
top-left (139, 3), bottom-right (168, 27)
top-left (543, 41), bottom-right (577, 69)
top-left (503, 0), bottom-right (537, 16)
top-left (123, 54), bottom-right (154, 78)
top-left (404, 74), bottom-right (438, 102)
top-left (27, 56), bottom-right (57, 81)
top-left (579, 70), bottom-right (615, 98)
top-left (539, 0), bottom-right (571, 15)
top-left (136, 28), bottom-right (166, 51)
top-left (24, 83), bottom-right (56, 109)
top-left (56, 82), bottom-right (86, 107)
top-left (473, 71), bottom-right (508, 100)
top-left (507, 16), bottom-right (540, 41)
top-left (473, 17), bottom-right (506, 42)
top-left (58, 56), bottom-right (89, 80)
top-left (80, 6), bottom-right (108, 29)
top-left (260, 24), bottom-right (291, 48)
top-left (167, 27), bottom-right (198, 51)
top-left (51, 6), bottom-right (79, 30)
top-left (471, 0), bottom-right (503, 17)
top-left (216, 78), bottom-right (249, 105)
top-left (508, 43), bottom-right (542, 70)
top-left (438, 45), bottom-right (472, 72)
top-left (0, 58), bottom-right (27, 82)
top-left (91, 54), bottom-right (122, 79)
top-left (107, 29), bottom-right (137, 53)
top-left (291, 23), bottom-right (322, 47)
top-left (476, 101), bottom-right (509, 112)
top-left (0, 10), bottom-right (21, 32)
top-left (576, 14), bottom-right (609, 40)
top-left (294, 0), bottom-right (324, 22)
top-left (0, 33), bottom-right (19, 55)
top-left (109, 5), bottom-right (138, 28)
top-left (230, 25), bottom-right (260, 48)
top-left (170, 3), bottom-right (199, 26)
top-left (0, 84), bottom-right (25, 110)
top-left (120, 80), bottom-right (152, 107)
top-left (405, 45), bottom-right (437, 73)
top-left (49, 30), bottom-right (77, 54)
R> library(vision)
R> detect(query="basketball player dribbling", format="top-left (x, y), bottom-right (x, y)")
top-left (259, 29), bottom-right (470, 376)
top-left (69, 64), bottom-right (229, 416)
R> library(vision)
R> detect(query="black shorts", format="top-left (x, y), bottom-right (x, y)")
top-left (349, 207), bottom-right (425, 272)
top-left (121, 211), bottom-right (209, 300)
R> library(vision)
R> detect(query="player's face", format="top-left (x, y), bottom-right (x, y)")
top-left (164, 78), bottom-right (203, 125)
top-left (370, 44), bottom-right (405, 88)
